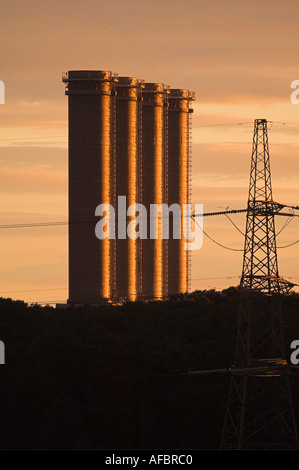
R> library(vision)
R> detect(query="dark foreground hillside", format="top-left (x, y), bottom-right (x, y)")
top-left (0, 290), bottom-right (299, 449)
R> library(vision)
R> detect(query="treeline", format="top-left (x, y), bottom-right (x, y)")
top-left (0, 290), bottom-right (298, 449)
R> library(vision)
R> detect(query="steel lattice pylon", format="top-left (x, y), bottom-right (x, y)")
top-left (241, 119), bottom-right (292, 294)
top-left (221, 119), bottom-right (298, 449)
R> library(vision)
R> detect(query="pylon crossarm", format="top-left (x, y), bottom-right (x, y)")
top-left (192, 203), bottom-right (299, 218)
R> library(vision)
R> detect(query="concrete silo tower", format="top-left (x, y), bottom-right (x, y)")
top-left (140, 83), bottom-right (169, 300)
top-left (115, 77), bottom-right (143, 301)
top-left (167, 89), bottom-right (195, 296)
top-left (62, 70), bottom-right (116, 304)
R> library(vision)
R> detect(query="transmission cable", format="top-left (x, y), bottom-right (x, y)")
top-left (277, 239), bottom-right (299, 249)
top-left (192, 217), bottom-right (243, 252)
top-left (276, 214), bottom-right (295, 236)
top-left (224, 213), bottom-right (245, 236)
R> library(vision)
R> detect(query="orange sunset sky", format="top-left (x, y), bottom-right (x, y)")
top-left (0, 0), bottom-right (299, 304)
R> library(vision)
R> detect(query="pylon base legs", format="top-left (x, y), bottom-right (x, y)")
top-left (221, 371), bottom-right (298, 449)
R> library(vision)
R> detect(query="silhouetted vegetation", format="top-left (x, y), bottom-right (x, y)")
top-left (0, 290), bottom-right (298, 449)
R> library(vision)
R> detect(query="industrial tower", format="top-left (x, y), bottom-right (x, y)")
top-left (221, 119), bottom-right (298, 449)
top-left (62, 70), bottom-right (195, 305)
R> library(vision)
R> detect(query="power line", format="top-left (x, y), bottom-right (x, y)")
top-left (0, 364), bottom-right (294, 386)
top-left (224, 213), bottom-right (245, 236)
top-left (0, 221), bottom-right (68, 229)
top-left (1, 277), bottom-right (241, 295)
top-left (193, 120), bottom-right (299, 129)
top-left (0, 135), bottom-right (67, 142)
top-left (202, 229), bottom-right (243, 252)
top-left (0, 206), bottom-right (297, 250)
top-left (0, 287), bottom-right (67, 294)
top-left (278, 239), bottom-right (299, 249)
top-left (1, 120), bottom-right (298, 145)
top-left (193, 122), bottom-right (253, 128)
top-left (192, 276), bottom-right (240, 281)
top-left (193, 217), bottom-right (243, 252)
top-left (1, 278), bottom-right (239, 295)
top-left (276, 215), bottom-right (295, 236)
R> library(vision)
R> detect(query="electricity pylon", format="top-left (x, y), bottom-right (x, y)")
top-left (221, 119), bottom-right (298, 449)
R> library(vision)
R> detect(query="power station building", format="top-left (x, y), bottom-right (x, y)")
top-left (62, 70), bottom-right (195, 305)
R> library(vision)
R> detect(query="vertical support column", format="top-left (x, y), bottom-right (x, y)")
top-left (62, 70), bottom-right (115, 304)
top-left (115, 77), bottom-right (143, 301)
top-left (136, 82), bottom-right (144, 300)
top-left (110, 76), bottom-right (118, 302)
top-left (163, 95), bottom-right (169, 298)
top-left (167, 89), bottom-right (195, 296)
top-left (187, 105), bottom-right (194, 293)
top-left (141, 83), bottom-right (168, 300)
